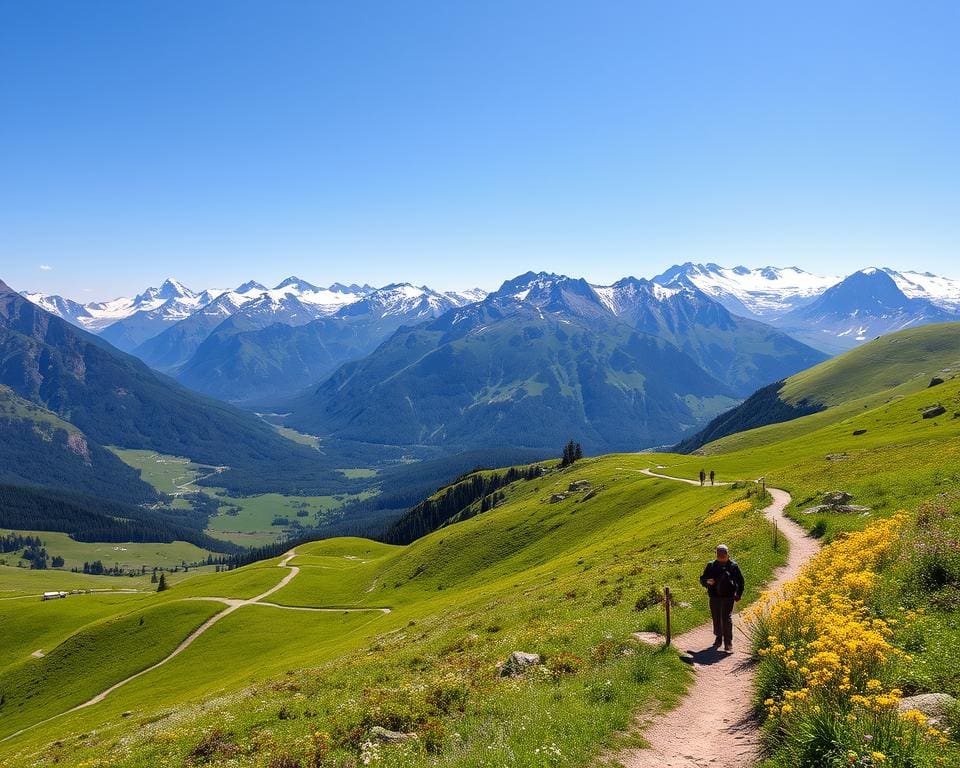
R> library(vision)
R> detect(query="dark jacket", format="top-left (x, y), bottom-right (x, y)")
top-left (700, 558), bottom-right (744, 599)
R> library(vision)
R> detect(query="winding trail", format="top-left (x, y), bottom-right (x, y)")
top-left (1, 548), bottom-right (391, 744)
top-left (612, 467), bottom-right (820, 768)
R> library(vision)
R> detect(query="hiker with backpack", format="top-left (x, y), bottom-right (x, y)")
top-left (699, 544), bottom-right (744, 653)
top-left (699, 469), bottom-right (706, 486)
top-left (709, 470), bottom-right (715, 486)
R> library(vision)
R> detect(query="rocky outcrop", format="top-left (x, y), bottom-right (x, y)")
top-left (497, 651), bottom-right (542, 677)
top-left (369, 726), bottom-right (417, 743)
top-left (802, 490), bottom-right (871, 515)
top-left (922, 405), bottom-right (946, 419)
top-left (568, 480), bottom-right (592, 492)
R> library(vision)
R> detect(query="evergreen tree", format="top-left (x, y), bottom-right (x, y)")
top-left (156, 572), bottom-right (168, 592)
top-left (150, 568), bottom-right (158, 584)
top-left (574, 443), bottom-right (583, 461)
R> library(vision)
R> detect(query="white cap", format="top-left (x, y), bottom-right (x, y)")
top-left (716, 544), bottom-right (729, 552)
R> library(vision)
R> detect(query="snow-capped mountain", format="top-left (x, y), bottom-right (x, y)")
top-left (286, 270), bottom-right (825, 451)
top-left (22, 278), bottom-right (209, 335)
top-left (170, 282), bottom-right (487, 402)
top-left (652, 263), bottom-right (840, 319)
top-left (771, 268), bottom-right (959, 354)
top-left (883, 269), bottom-right (960, 311)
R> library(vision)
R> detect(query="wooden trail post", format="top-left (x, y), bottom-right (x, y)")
top-left (664, 586), bottom-right (672, 647)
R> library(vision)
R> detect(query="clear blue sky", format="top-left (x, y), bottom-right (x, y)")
top-left (2, 1), bottom-right (958, 300)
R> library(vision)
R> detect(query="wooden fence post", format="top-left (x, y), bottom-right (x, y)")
top-left (664, 586), bottom-right (672, 647)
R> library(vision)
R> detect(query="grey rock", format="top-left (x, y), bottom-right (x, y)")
top-left (929, 376), bottom-right (945, 388)
top-left (549, 493), bottom-right (567, 503)
top-left (498, 651), bottom-right (542, 677)
top-left (823, 491), bottom-right (853, 506)
top-left (568, 480), bottom-right (592, 492)
top-left (825, 453), bottom-right (849, 461)
top-left (897, 693), bottom-right (957, 722)
top-left (369, 726), bottom-right (417, 743)
top-left (923, 405), bottom-right (947, 419)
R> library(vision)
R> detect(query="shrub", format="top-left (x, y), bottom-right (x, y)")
top-left (425, 680), bottom-right (469, 715)
top-left (188, 727), bottom-right (238, 761)
top-left (546, 652), bottom-right (584, 677)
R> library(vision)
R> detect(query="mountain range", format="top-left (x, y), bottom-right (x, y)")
top-left (286, 271), bottom-right (826, 452)
top-left (0, 279), bottom-right (355, 501)
top-left (653, 263), bottom-right (960, 352)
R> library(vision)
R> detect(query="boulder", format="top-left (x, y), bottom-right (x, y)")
top-left (498, 651), bottom-right (542, 677)
top-left (581, 489), bottom-right (598, 502)
top-left (549, 493), bottom-right (567, 504)
top-left (568, 480), bottom-right (592, 492)
top-left (929, 377), bottom-right (945, 388)
top-left (852, 429), bottom-right (867, 436)
top-left (897, 693), bottom-right (957, 723)
top-left (923, 405), bottom-right (947, 419)
top-left (823, 491), bottom-right (854, 507)
top-left (825, 453), bottom-right (849, 461)
top-left (369, 726), bottom-right (417, 743)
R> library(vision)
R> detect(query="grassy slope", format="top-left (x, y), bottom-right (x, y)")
top-left (687, 323), bottom-right (960, 455)
top-left (0, 456), bottom-right (784, 767)
top-left (642, 373), bottom-right (960, 538)
top-left (0, 529), bottom-right (213, 571)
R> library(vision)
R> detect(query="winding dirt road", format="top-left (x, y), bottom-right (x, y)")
top-left (612, 468), bottom-right (819, 768)
top-left (1, 548), bottom-right (390, 743)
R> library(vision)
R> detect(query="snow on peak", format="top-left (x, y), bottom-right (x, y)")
top-left (653, 263), bottom-right (841, 318)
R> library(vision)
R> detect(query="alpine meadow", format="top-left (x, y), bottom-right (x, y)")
top-left (3, 4), bottom-right (960, 768)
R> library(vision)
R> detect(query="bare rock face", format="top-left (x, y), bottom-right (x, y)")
top-left (497, 651), bottom-right (542, 677)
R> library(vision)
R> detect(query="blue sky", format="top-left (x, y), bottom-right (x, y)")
top-left (2, 1), bottom-right (958, 299)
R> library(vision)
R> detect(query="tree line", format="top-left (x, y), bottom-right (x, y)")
top-left (381, 464), bottom-right (546, 545)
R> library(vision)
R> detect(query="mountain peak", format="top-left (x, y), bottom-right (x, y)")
top-left (235, 280), bottom-right (268, 294)
top-left (274, 276), bottom-right (320, 292)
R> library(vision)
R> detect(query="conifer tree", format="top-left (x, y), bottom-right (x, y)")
top-left (156, 572), bottom-right (168, 592)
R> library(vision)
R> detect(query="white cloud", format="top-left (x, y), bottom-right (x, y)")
top-left (39, 264), bottom-right (53, 271)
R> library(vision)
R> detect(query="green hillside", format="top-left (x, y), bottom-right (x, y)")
top-left (0, 455), bottom-right (784, 767)
top-left (678, 322), bottom-right (960, 452)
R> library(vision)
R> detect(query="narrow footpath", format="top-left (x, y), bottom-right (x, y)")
top-left (612, 468), bottom-right (820, 768)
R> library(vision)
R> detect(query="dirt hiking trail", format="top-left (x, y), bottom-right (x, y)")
top-left (612, 468), bottom-right (819, 768)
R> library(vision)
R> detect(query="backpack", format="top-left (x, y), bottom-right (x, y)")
top-left (714, 562), bottom-right (735, 597)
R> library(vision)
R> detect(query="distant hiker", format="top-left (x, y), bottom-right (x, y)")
top-left (709, 470), bottom-right (715, 486)
top-left (699, 544), bottom-right (744, 653)
top-left (699, 469), bottom-right (706, 486)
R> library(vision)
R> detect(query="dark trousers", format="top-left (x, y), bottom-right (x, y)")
top-left (710, 594), bottom-right (735, 645)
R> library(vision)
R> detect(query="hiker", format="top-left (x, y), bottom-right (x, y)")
top-left (709, 470), bottom-right (715, 486)
top-left (699, 469), bottom-right (706, 486)
top-left (699, 544), bottom-right (744, 653)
